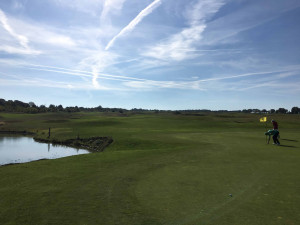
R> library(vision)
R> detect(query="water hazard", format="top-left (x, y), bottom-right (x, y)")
top-left (0, 135), bottom-right (90, 166)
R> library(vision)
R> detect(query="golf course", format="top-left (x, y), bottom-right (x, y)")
top-left (0, 112), bottom-right (299, 225)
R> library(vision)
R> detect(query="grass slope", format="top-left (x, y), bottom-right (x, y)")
top-left (0, 112), bottom-right (299, 225)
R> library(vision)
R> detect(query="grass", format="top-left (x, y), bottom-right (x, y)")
top-left (0, 112), bottom-right (299, 225)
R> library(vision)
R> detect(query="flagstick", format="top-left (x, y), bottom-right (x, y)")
top-left (265, 120), bottom-right (270, 144)
top-left (265, 119), bottom-right (268, 144)
top-left (260, 117), bottom-right (268, 144)
top-left (265, 122), bottom-right (268, 144)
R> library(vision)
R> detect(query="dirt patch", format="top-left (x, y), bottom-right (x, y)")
top-left (44, 120), bottom-right (69, 123)
top-left (234, 121), bottom-right (246, 123)
top-left (5, 120), bottom-right (22, 123)
top-left (215, 115), bottom-right (236, 118)
top-left (182, 113), bottom-right (206, 116)
top-left (0, 121), bottom-right (5, 126)
top-left (81, 120), bottom-right (122, 127)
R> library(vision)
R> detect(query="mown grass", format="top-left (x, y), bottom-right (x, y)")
top-left (0, 112), bottom-right (299, 225)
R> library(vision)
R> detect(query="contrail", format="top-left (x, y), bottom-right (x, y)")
top-left (11, 62), bottom-right (296, 90)
top-left (196, 69), bottom-right (293, 82)
top-left (25, 63), bottom-right (149, 81)
top-left (105, 0), bottom-right (162, 50)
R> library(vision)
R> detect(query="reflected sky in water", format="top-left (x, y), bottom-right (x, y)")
top-left (0, 135), bottom-right (90, 165)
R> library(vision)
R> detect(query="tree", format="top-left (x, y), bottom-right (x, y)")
top-left (252, 109), bottom-right (261, 113)
top-left (276, 108), bottom-right (288, 114)
top-left (0, 99), bottom-right (5, 106)
top-left (95, 105), bottom-right (102, 112)
top-left (57, 105), bottom-right (64, 111)
top-left (28, 101), bottom-right (36, 108)
top-left (49, 104), bottom-right (56, 112)
top-left (242, 109), bottom-right (252, 113)
top-left (291, 107), bottom-right (300, 114)
top-left (39, 105), bottom-right (47, 113)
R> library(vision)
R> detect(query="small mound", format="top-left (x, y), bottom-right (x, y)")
top-left (34, 136), bottom-right (113, 152)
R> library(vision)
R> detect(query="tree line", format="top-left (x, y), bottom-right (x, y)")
top-left (0, 98), bottom-right (299, 114)
top-left (0, 99), bottom-right (125, 114)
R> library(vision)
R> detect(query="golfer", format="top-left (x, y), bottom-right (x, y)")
top-left (265, 129), bottom-right (280, 145)
top-left (271, 119), bottom-right (278, 130)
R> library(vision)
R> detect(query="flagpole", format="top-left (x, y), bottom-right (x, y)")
top-left (265, 120), bottom-right (267, 144)
top-left (260, 116), bottom-right (268, 143)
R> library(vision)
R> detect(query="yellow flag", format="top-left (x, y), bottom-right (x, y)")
top-left (260, 117), bottom-right (267, 122)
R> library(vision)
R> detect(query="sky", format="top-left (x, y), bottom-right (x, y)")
top-left (0, 0), bottom-right (300, 110)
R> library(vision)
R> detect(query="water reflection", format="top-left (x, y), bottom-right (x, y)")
top-left (0, 135), bottom-right (90, 166)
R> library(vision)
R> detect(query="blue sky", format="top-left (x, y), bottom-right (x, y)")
top-left (0, 0), bottom-right (299, 110)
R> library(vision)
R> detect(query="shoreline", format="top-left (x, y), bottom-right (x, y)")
top-left (0, 158), bottom-right (49, 167)
top-left (0, 132), bottom-right (113, 167)
top-left (0, 130), bottom-right (113, 152)
top-left (34, 136), bottom-right (113, 153)
top-left (0, 130), bottom-right (35, 135)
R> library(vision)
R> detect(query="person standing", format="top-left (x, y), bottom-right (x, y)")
top-left (271, 119), bottom-right (278, 130)
top-left (271, 119), bottom-right (280, 139)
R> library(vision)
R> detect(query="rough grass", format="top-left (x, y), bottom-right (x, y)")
top-left (0, 112), bottom-right (299, 225)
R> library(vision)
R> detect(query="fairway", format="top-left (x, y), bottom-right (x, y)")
top-left (0, 112), bottom-right (299, 225)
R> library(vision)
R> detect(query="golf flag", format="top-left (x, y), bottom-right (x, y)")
top-left (260, 117), bottom-right (267, 122)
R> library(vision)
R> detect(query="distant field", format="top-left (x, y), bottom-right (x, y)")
top-left (0, 112), bottom-right (299, 225)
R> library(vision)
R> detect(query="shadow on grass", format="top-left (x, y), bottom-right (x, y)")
top-left (279, 144), bottom-right (297, 148)
top-left (281, 139), bottom-right (298, 142)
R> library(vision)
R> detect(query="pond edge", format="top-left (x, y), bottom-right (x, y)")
top-left (0, 130), bottom-right (113, 153)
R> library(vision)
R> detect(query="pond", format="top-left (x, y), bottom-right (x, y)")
top-left (0, 135), bottom-right (90, 166)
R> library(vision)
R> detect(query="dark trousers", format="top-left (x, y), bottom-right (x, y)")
top-left (273, 133), bottom-right (280, 144)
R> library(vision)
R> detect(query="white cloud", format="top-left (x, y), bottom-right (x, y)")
top-left (0, 13), bottom-right (83, 55)
top-left (0, 8), bottom-right (41, 55)
top-left (105, 0), bottom-right (162, 50)
top-left (79, 51), bottom-right (120, 88)
top-left (142, 0), bottom-right (224, 61)
top-left (0, 9), bottom-right (28, 48)
top-left (53, 0), bottom-right (103, 16)
top-left (45, 35), bottom-right (76, 47)
top-left (12, 1), bottom-right (25, 11)
top-left (185, 0), bottom-right (225, 25)
top-left (143, 25), bottom-right (206, 61)
top-left (11, 19), bottom-right (78, 49)
top-left (100, 0), bottom-right (127, 23)
top-left (0, 45), bottom-right (40, 55)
